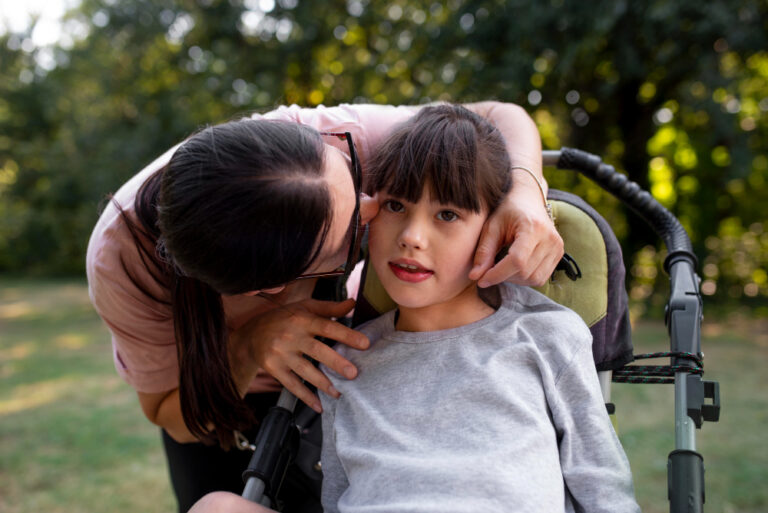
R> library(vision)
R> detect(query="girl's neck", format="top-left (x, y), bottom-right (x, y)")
top-left (395, 283), bottom-right (495, 332)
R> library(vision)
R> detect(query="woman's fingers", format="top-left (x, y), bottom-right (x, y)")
top-left (468, 216), bottom-right (503, 282)
top-left (301, 297), bottom-right (356, 318)
top-left (272, 366), bottom-right (323, 413)
top-left (263, 328), bottom-right (357, 412)
top-left (530, 237), bottom-right (565, 285)
top-left (310, 315), bottom-right (370, 351)
top-left (483, 230), bottom-right (564, 287)
top-left (470, 191), bottom-right (563, 287)
top-left (301, 299), bottom-right (370, 350)
top-left (479, 231), bottom-right (536, 287)
top-left (301, 336), bottom-right (359, 379)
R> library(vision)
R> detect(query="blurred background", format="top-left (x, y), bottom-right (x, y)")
top-left (1, 1), bottom-right (766, 512)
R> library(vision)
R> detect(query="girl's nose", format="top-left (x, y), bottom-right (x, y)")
top-left (360, 193), bottom-right (379, 225)
top-left (398, 218), bottom-right (427, 250)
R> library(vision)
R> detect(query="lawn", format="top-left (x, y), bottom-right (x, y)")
top-left (1, 278), bottom-right (766, 513)
top-left (0, 279), bottom-right (175, 513)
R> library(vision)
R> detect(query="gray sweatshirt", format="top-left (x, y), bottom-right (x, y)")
top-left (320, 283), bottom-right (640, 513)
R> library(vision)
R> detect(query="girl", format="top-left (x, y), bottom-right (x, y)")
top-left (318, 105), bottom-right (640, 512)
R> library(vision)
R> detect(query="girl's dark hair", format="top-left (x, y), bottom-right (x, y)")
top-left (117, 119), bottom-right (332, 446)
top-left (366, 104), bottom-right (511, 213)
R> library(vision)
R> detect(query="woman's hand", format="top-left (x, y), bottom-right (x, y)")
top-left (463, 101), bottom-right (563, 287)
top-left (229, 298), bottom-right (369, 413)
top-left (469, 178), bottom-right (564, 287)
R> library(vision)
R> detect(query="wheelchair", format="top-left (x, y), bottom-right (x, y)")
top-left (236, 147), bottom-right (721, 513)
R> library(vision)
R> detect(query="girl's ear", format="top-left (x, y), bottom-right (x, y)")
top-left (244, 286), bottom-right (285, 296)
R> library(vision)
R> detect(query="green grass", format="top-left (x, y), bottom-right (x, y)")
top-left (1, 279), bottom-right (766, 512)
top-left (0, 278), bottom-right (175, 513)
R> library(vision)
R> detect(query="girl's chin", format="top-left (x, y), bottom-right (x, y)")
top-left (387, 292), bottom-right (434, 310)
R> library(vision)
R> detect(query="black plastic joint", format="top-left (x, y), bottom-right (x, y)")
top-left (668, 449), bottom-right (704, 512)
top-left (664, 250), bottom-right (699, 272)
top-left (685, 375), bottom-right (721, 428)
top-left (702, 380), bottom-right (721, 423)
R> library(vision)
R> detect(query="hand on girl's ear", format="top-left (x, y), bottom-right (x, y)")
top-left (469, 194), bottom-right (563, 288)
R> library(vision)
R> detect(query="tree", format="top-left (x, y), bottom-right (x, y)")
top-left (1, 0), bottom-right (766, 307)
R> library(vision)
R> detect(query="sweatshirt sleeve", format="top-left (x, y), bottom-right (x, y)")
top-left (319, 390), bottom-right (348, 513)
top-left (549, 332), bottom-right (641, 513)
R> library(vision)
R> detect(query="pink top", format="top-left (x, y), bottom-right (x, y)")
top-left (86, 104), bottom-right (417, 394)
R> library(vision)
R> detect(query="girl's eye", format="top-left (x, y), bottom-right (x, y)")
top-left (384, 199), bottom-right (405, 213)
top-left (437, 210), bottom-right (459, 222)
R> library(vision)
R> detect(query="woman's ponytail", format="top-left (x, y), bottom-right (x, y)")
top-left (171, 272), bottom-right (255, 447)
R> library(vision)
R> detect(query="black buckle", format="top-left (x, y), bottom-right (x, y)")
top-left (552, 252), bottom-right (582, 281)
top-left (493, 248), bottom-right (581, 282)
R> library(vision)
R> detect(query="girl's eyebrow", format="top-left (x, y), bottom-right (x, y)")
top-left (383, 193), bottom-right (469, 213)
top-left (431, 199), bottom-right (467, 211)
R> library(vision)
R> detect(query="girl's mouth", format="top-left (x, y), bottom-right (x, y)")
top-left (388, 261), bottom-right (434, 283)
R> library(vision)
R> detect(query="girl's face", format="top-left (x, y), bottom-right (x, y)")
top-left (368, 187), bottom-right (488, 313)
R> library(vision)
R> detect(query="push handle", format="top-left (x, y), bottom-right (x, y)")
top-left (544, 147), bottom-right (696, 271)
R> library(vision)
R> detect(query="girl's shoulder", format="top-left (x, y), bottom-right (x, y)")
top-left (495, 282), bottom-right (593, 352)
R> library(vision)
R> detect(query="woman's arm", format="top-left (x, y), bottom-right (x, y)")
top-left (137, 388), bottom-right (198, 443)
top-left (463, 101), bottom-right (564, 287)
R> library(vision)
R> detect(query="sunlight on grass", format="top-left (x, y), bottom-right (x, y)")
top-left (54, 333), bottom-right (89, 349)
top-left (0, 341), bottom-right (35, 360)
top-left (614, 318), bottom-right (768, 513)
top-left (0, 301), bottom-right (35, 319)
top-left (0, 376), bottom-right (75, 415)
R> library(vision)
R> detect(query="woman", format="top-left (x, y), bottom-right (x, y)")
top-left (86, 102), bottom-right (563, 512)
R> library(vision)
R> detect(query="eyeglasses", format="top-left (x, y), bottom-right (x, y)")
top-left (290, 131), bottom-right (363, 282)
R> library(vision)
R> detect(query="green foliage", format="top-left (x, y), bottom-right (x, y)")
top-left (0, 0), bottom-right (766, 306)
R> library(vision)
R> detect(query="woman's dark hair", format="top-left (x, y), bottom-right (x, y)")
top-left (117, 119), bottom-right (332, 446)
top-left (366, 104), bottom-right (511, 213)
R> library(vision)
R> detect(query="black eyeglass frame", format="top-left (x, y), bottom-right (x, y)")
top-left (290, 131), bottom-right (363, 282)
